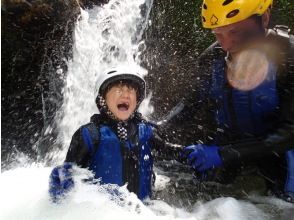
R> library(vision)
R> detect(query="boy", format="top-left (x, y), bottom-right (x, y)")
top-left (49, 67), bottom-right (182, 201)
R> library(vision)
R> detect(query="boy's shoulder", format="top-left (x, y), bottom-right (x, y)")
top-left (133, 113), bottom-right (157, 128)
top-left (89, 114), bottom-right (102, 126)
top-left (77, 114), bottom-right (102, 142)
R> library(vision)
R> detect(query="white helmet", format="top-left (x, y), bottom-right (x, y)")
top-left (95, 67), bottom-right (146, 104)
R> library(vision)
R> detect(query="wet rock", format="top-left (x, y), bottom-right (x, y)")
top-left (1, 0), bottom-right (113, 166)
top-left (1, 0), bottom-right (80, 166)
top-left (79, 0), bottom-right (109, 9)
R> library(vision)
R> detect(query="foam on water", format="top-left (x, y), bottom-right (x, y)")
top-left (1, 163), bottom-right (271, 220)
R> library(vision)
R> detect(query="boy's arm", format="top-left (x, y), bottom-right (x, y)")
top-left (64, 128), bottom-right (91, 168)
top-left (151, 125), bottom-right (183, 162)
top-left (49, 128), bottom-right (90, 202)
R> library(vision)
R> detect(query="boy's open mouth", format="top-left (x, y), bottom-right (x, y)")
top-left (117, 102), bottom-right (129, 111)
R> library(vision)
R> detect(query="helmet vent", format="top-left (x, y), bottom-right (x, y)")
top-left (222, 0), bottom-right (234, 6)
top-left (107, 70), bottom-right (117, 75)
top-left (203, 3), bottom-right (207, 9)
top-left (226, 9), bottom-right (239, 18)
top-left (202, 16), bottom-right (206, 22)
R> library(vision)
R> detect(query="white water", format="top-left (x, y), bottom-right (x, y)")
top-left (1, 164), bottom-right (273, 220)
top-left (1, 0), bottom-right (293, 219)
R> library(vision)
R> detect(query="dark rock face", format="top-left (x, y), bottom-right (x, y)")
top-left (1, 0), bottom-right (111, 167)
top-left (79, 0), bottom-right (109, 9)
top-left (1, 0), bottom-right (81, 166)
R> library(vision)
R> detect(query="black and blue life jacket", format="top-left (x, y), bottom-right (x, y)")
top-left (80, 122), bottom-right (154, 200)
top-left (208, 26), bottom-right (294, 142)
top-left (210, 58), bottom-right (279, 139)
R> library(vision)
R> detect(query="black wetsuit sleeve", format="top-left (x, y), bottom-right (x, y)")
top-left (64, 128), bottom-right (91, 168)
top-left (220, 122), bottom-right (294, 167)
top-left (151, 125), bottom-right (183, 162)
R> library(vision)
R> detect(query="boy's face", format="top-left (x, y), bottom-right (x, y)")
top-left (105, 83), bottom-right (138, 121)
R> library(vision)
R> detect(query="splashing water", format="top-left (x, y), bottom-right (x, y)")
top-left (1, 1), bottom-right (293, 220)
top-left (1, 164), bottom-right (274, 220)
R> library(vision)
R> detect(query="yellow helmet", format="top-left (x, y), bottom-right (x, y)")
top-left (201, 0), bottom-right (273, 29)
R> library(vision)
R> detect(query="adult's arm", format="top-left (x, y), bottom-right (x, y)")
top-left (219, 122), bottom-right (294, 167)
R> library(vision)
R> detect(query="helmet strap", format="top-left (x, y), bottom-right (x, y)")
top-left (97, 94), bottom-right (115, 119)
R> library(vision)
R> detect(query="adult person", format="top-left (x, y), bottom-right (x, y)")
top-left (165, 0), bottom-right (294, 202)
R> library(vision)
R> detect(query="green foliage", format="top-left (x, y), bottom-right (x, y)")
top-left (271, 0), bottom-right (294, 31)
top-left (149, 0), bottom-right (294, 55)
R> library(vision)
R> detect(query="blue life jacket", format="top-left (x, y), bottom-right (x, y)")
top-left (285, 149), bottom-right (294, 194)
top-left (207, 52), bottom-right (294, 194)
top-left (210, 58), bottom-right (279, 137)
top-left (81, 122), bottom-right (153, 200)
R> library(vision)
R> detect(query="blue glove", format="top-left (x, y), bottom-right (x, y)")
top-left (181, 144), bottom-right (223, 172)
top-left (49, 163), bottom-right (74, 202)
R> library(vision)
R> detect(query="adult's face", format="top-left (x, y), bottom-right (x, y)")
top-left (212, 16), bottom-right (265, 54)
